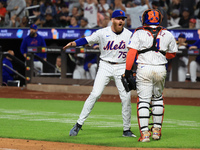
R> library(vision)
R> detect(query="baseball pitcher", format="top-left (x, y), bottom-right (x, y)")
top-left (63, 10), bottom-right (136, 137)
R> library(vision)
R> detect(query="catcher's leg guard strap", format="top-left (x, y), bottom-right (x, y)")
top-left (151, 97), bottom-right (164, 129)
top-left (137, 100), bottom-right (150, 132)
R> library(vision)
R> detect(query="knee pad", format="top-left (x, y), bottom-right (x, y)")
top-left (151, 95), bottom-right (164, 128)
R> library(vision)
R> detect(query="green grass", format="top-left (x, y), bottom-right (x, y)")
top-left (0, 98), bottom-right (200, 148)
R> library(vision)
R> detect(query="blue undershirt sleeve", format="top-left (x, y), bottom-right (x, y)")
top-left (75, 38), bottom-right (88, 46)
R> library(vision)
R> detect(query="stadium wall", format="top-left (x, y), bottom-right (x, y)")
top-left (27, 84), bottom-right (200, 98)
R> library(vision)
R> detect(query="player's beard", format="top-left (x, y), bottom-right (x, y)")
top-left (113, 21), bottom-right (124, 33)
top-left (29, 32), bottom-right (36, 37)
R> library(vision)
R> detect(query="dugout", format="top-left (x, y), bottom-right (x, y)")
top-left (0, 28), bottom-right (200, 89)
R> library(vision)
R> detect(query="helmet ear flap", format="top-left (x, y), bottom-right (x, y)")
top-left (142, 9), bottom-right (149, 25)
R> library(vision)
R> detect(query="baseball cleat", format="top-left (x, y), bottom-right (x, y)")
top-left (69, 123), bottom-right (82, 136)
top-left (152, 127), bottom-right (161, 140)
top-left (138, 131), bottom-right (151, 142)
top-left (123, 129), bottom-right (137, 137)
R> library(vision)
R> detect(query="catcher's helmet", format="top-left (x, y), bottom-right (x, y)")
top-left (142, 9), bottom-right (162, 25)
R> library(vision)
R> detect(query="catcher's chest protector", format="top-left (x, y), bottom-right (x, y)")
top-left (136, 26), bottom-right (166, 55)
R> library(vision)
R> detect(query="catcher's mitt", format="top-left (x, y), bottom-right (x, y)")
top-left (121, 70), bottom-right (136, 92)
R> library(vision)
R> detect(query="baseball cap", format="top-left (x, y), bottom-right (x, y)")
top-left (178, 33), bottom-right (186, 38)
top-left (171, 9), bottom-right (180, 16)
top-left (30, 24), bottom-right (37, 30)
top-left (189, 18), bottom-right (196, 24)
top-left (183, 7), bottom-right (189, 12)
top-left (111, 10), bottom-right (127, 18)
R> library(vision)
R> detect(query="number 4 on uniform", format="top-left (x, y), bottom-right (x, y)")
top-left (156, 38), bottom-right (160, 50)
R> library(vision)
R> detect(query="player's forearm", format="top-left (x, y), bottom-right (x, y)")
top-left (63, 38), bottom-right (88, 50)
top-left (126, 48), bottom-right (137, 70)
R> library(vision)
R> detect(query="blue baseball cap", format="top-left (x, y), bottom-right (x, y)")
top-left (111, 10), bottom-right (127, 18)
top-left (30, 24), bottom-right (37, 30)
top-left (178, 33), bottom-right (186, 38)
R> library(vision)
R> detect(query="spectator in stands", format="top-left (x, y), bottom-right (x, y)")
top-left (2, 50), bottom-right (15, 85)
top-left (101, 13), bottom-right (111, 27)
top-left (42, 8), bottom-right (58, 27)
top-left (169, 33), bottom-right (189, 82)
top-left (178, 7), bottom-right (190, 28)
top-left (67, 0), bottom-right (80, 16)
top-left (79, 0), bottom-right (98, 28)
top-left (180, 0), bottom-right (196, 18)
top-left (70, 6), bottom-right (82, 21)
top-left (125, 0), bottom-right (150, 29)
top-left (98, 0), bottom-right (109, 15)
top-left (54, 0), bottom-right (65, 11)
top-left (56, 3), bottom-right (70, 27)
top-left (188, 40), bottom-right (200, 82)
top-left (80, 17), bottom-right (91, 28)
top-left (167, 0), bottom-right (181, 16)
top-left (36, 0), bottom-right (56, 26)
top-left (5, 0), bottom-right (26, 27)
top-left (20, 24), bottom-right (47, 73)
top-left (55, 55), bottom-right (61, 73)
top-left (152, 0), bottom-right (168, 28)
top-left (189, 18), bottom-right (196, 29)
top-left (18, 16), bottom-right (30, 27)
top-left (68, 16), bottom-right (80, 28)
top-left (0, 1), bottom-right (7, 26)
top-left (113, 0), bottom-right (126, 11)
top-left (167, 9), bottom-right (180, 28)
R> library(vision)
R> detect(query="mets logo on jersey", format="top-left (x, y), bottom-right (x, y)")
top-left (103, 40), bottom-right (126, 50)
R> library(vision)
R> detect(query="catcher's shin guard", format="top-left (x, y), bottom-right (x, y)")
top-left (151, 95), bottom-right (165, 139)
top-left (137, 97), bottom-right (151, 136)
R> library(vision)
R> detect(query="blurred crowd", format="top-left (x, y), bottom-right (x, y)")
top-left (0, 0), bottom-right (200, 29)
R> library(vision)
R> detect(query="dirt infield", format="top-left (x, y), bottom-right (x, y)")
top-left (0, 87), bottom-right (199, 150)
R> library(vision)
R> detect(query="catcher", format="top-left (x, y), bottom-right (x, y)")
top-left (123, 9), bottom-right (178, 142)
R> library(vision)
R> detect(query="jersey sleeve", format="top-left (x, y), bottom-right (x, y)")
top-left (167, 33), bottom-right (178, 53)
top-left (127, 31), bottom-right (140, 50)
top-left (85, 30), bottom-right (100, 46)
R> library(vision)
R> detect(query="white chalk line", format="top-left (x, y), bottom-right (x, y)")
top-left (0, 148), bottom-right (19, 150)
top-left (0, 109), bottom-right (199, 129)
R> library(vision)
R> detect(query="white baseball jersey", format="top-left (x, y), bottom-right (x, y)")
top-left (130, 25), bottom-right (178, 133)
top-left (83, 2), bottom-right (98, 28)
top-left (77, 26), bottom-right (133, 131)
top-left (128, 25), bottom-right (178, 65)
top-left (85, 26), bottom-right (132, 63)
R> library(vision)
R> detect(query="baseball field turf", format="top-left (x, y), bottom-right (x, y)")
top-left (0, 98), bottom-right (199, 148)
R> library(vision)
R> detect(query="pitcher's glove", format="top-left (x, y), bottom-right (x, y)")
top-left (121, 70), bottom-right (136, 92)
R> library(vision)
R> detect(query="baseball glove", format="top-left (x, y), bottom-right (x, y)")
top-left (121, 70), bottom-right (136, 92)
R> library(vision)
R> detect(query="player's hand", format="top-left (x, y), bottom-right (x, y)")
top-left (63, 42), bottom-right (76, 50)
top-left (189, 46), bottom-right (198, 50)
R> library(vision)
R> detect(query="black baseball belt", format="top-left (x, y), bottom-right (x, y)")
top-left (100, 58), bottom-right (125, 64)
